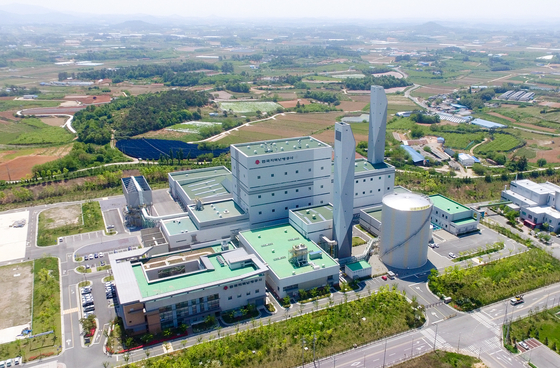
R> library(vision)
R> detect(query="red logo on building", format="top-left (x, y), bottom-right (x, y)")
top-left (255, 160), bottom-right (260, 165)
top-left (224, 286), bottom-right (228, 290)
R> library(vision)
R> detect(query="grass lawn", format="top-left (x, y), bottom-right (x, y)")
top-left (131, 288), bottom-right (424, 368)
top-left (429, 249), bottom-right (560, 311)
top-left (0, 100), bottom-right (59, 113)
top-left (37, 201), bottom-right (105, 246)
top-left (392, 351), bottom-right (481, 368)
top-left (0, 257), bottom-right (61, 362)
top-left (507, 306), bottom-right (560, 354)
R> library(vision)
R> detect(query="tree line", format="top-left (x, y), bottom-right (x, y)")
top-left (76, 60), bottom-right (218, 83)
top-left (343, 75), bottom-right (411, 90)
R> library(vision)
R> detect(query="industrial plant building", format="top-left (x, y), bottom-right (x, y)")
top-left (110, 244), bottom-right (268, 335)
top-left (429, 194), bottom-right (479, 235)
top-left (114, 85), bottom-right (444, 329)
top-left (501, 179), bottom-right (560, 230)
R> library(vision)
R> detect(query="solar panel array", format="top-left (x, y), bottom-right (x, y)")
top-left (116, 138), bottom-right (230, 160)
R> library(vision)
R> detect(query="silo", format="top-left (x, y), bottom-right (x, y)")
top-left (379, 192), bottom-right (432, 269)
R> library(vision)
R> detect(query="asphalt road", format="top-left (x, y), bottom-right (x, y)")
top-left (7, 193), bottom-right (560, 368)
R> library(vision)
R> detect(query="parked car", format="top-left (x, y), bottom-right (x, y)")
top-left (448, 252), bottom-right (456, 259)
top-left (381, 275), bottom-right (388, 281)
top-left (84, 305), bottom-right (95, 313)
top-left (519, 341), bottom-right (529, 350)
top-left (13, 357), bottom-right (21, 365)
top-left (81, 287), bottom-right (91, 295)
top-left (88, 254), bottom-right (94, 260)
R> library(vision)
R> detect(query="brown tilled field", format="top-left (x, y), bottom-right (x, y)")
top-left (40, 117), bottom-right (67, 127)
top-left (339, 100), bottom-right (368, 111)
top-left (278, 99), bottom-right (311, 108)
top-left (0, 156), bottom-right (61, 181)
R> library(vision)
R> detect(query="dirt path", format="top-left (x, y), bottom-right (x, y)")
top-left (470, 138), bottom-right (489, 155)
top-left (487, 112), bottom-right (515, 123)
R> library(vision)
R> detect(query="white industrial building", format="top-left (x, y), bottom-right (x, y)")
top-left (501, 179), bottom-right (560, 230)
top-left (458, 153), bottom-right (476, 167)
top-left (110, 244), bottom-right (268, 335)
top-left (115, 84), bottom-right (404, 323)
top-left (429, 194), bottom-right (479, 235)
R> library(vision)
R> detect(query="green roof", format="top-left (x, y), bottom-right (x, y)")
top-left (179, 174), bottom-right (231, 199)
top-left (169, 167), bottom-right (230, 179)
top-left (429, 194), bottom-right (470, 215)
top-left (190, 200), bottom-right (245, 223)
top-left (233, 137), bottom-right (328, 156)
top-left (331, 158), bottom-right (393, 174)
top-left (132, 254), bottom-right (256, 299)
top-left (346, 260), bottom-right (371, 272)
top-left (292, 204), bottom-right (333, 224)
top-left (162, 216), bottom-right (198, 236)
top-left (365, 208), bottom-right (383, 221)
top-left (240, 224), bottom-right (339, 279)
top-left (453, 218), bottom-right (477, 226)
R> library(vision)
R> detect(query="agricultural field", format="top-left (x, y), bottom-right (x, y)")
top-left (474, 133), bottom-right (523, 155)
top-left (0, 118), bottom-right (74, 145)
top-left (219, 101), bottom-right (282, 113)
top-left (217, 112), bottom-right (341, 146)
top-left (428, 249), bottom-right (560, 311)
top-left (166, 121), bottom-right (222, 133)
top-left (0, 144), bottom-right (73, 181)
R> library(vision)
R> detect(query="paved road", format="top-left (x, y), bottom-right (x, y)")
top-left (8, 193), bottom-right (560, 368)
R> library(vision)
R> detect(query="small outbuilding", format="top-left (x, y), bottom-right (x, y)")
top-left (345, 260), bottom-right (372, 280)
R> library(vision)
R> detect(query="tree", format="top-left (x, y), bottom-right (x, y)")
top-left (517, 156), bottom-right (528, 171)
top-left (537, 158), bottom-right (547, 167)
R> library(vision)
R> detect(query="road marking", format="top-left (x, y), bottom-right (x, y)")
top-left (63, 307), bottom-right (79, 315)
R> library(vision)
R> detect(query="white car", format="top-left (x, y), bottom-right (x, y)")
top-left (519, 341), bottom-right (529, 350)
top-left (448, 252), bottom-right (456, 259)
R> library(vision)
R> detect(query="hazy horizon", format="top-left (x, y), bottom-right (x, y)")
top-left (1, 0), bottom-right (559, 22)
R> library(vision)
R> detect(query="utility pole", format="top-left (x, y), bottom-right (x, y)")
top-left (410, 336), bottom-right (414, 358)
top-left (382, 338), bottom-right (388, 368)
top-left (313, 334), bottom-right (317, 368)
top-left (302, 337), bottom-right (306, 368)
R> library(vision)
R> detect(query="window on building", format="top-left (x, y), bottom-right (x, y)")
top-left (258, 195), bottom-right (261, 198)
top-left (320, 200), bottom-right (324, 204)
top-left (320, 185), bottom-right (323, 188)
top-left (257, 176), bottom-right (261, 179)
top-left (370, 190), bottom-right (372, 193)
top-left (272, 209), bottom-right (275, 213)
top-left (271, 174), bottom-right (274, 177)
top-left (370, 178), bottom-right (373, 181)
top-left (255, 289), bottom-right (260, 294)
top-left (246, 292), bottom-right (251, 296)
top-left (258, 211), bottom-right (262, 215)
top-left (296, 205), bottom-right (299, 208)
top-left (356, 180), bottom-right (359, 184)
top-left (285, 207), bottom-right (288, 210)
top-left (296, 170), bottom-right (299, 174)
top-left (388, 175), bottom-right (391, 178)
top-left (355, 193), bottom-right (358, 196)
top-left (308, 203), bottom-right (311, 206)
top-left (387, 187), bottom-right (389, 190)
top-left (296, 189), bottom-right (299, 192)
top-left (272, 193), bottom-right (275, 196)
top-left (363, 191), bottom-right (365, 194)
top-left (285, 172), bottom-right (288, 175)
top-left (321, 167), bottom-right (324, 170)
top-left (237, 294), bottom-right (242, 298)
top-left (308, 168), bottom-right (311, 172)
top-left (363, 179), bottom-right (366, 182)
top-left (285, 191), bottom-right (288, 194)
top-left (378, 189), bottom-right (381, 192)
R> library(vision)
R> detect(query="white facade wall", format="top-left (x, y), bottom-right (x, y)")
top-left (352, 170), bottom-right (395, 210)
top-left (264, 264), bottom-right (339, 299)
top-left (142, 274), bottom-right (266, 328)
top-left (508, 181), bottom-right (550, 206)
top-left (162, 219), bottom-right (251, 250)
top-left (231, 142), bottom-right (333, 225)
top-left (345, 264), bottom-right (372, 280)
top-left (289, 211), bottom-right (333, 244)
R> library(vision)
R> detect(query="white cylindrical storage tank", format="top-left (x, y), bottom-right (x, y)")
top-left (379, 192), bottom-right (432, 269)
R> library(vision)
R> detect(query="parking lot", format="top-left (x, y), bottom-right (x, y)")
top-left (432, 226), bottom-right (507, 258)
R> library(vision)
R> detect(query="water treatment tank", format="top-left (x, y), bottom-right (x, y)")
top-left (379, 192), bottom-right (433, 269)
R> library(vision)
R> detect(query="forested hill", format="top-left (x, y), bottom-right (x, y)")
top-left (72, 90), bottom-right (209, 145)
top-left (75, 60), bottom-right (218, 83)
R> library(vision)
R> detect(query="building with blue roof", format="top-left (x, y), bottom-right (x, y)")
top-left (400, 145), bottom-right (425, 165)
top-left (470, 118), bottom-right (506, 129)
